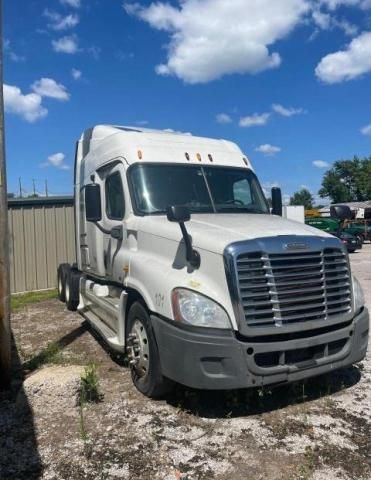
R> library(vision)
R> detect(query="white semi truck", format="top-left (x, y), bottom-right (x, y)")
top-left (57, 125), bottom-right (369, 398)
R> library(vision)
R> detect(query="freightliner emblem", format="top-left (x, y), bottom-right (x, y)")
top-left (284, 242), bottom-right (309, 250)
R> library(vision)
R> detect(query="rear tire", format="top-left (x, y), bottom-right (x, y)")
top-left (65, 269), bottom-right (80, 311)
top-left (126, 301), bottom-right (173, 398)
top-left (57, 263), bottom-right (70, 302)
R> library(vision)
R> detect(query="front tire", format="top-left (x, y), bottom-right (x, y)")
top-left (126, 302), bottom-right (173, 398)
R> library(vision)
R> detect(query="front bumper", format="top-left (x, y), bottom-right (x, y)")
top-left (151, 307), bottom-right (369, 390)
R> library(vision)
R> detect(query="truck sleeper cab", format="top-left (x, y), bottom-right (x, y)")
top-left (57, 125), bottom-right (369, 398)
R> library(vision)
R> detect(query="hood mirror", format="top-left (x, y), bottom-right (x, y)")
top-left (166, 205), bottom-right (191, 223)
top-left (166, 205), bottom-right (200, 269)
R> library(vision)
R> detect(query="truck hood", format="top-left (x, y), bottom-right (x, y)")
top-left (138, 214), bottom-right (332, 255)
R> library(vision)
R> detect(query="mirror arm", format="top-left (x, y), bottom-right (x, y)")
top-left (179, 222), bottom-right (200, 268)
top-left (94, 221), bottom-right (112, 235)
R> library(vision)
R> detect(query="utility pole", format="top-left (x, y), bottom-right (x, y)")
top-left (32, 178), bottom-right (36, 197)
top-left (45, 179), bottom-right (48, 197)
top-left (18, 177), bottom-right (22, 198)
top-left (0, 0), bottom-right (11, 389)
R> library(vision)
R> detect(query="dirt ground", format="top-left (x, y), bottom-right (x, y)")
top-left (1, 245), bottom-right (370, 480)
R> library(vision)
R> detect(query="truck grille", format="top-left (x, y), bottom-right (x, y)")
top-left (236, 248), bottom-right (352, 328)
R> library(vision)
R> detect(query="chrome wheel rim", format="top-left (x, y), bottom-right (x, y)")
top-left (127, 319), bottom-right (150, 378)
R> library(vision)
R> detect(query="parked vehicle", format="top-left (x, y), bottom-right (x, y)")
top-left (305, 217), bottom-right (371, 244)
top-left (333, 231), bottom-right (362, 253)
top-left (57, 125), bottom-right (369, 398)
top-left (305, 217), bottom-right (339, 233)
top-left (343, 221), bottom-right (371, 243)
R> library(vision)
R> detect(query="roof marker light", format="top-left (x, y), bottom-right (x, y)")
top-left (196, 153), bottom-right (202, 162)
top-left (243, 157), bottom-right (248, 166)
top-left (138, 150), bottom-right (143, 160)
top-left (185, 152), bottom-right (190, 161)
top-left (208, 154), bottom-right (213, 162)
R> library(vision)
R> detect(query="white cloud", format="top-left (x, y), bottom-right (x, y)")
top-left (312, 9), bottom-right (332, 29)
top-left (316, 32), bottom-right (371, 83)
top-left (319, 0), bottom-right (371, 10)
top-left (71, 68), bottom-right (82, 80)
top-left (255, 144), bottom-right (282, 155)
top-left (44, 9), bottom-right (79, 30)
top-left (43, 153), bottom-right (70, 170)
top-left (52, 35), bottom-right (79, 54)
top-left (87, 46), bottom-right (101, 60)
top-left (333, 19), bottom-right (358, 36)
top-left (31, 78), bottom-right (70, 101)
top-left (239, 113), bottom-right (270, 127)
top-left (4, 39), bottom-right (25, 62)
top-left (124, 0), bottom-right (309, 83)
top-left (311, 8), bottom-right (358, 36)
top-left (313, 160), bottom-right (330, 168)
top-left (272, 103), bottom-right (305, 116)
top-left (261, 181), bottom-right (280, 196)
top-left (361, 123), bottom-right (371, 135)
top-left (3, 84), bottom-right (47, 123)
top-left (216, 113), bottom-right (232, 124)
top-left (60, 0), bottom-right (81, 8)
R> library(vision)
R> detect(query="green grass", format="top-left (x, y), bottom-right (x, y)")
top-left (24, 341), bottom-right (63, 372)
top-left (11, 289), bottom-right (58, 311)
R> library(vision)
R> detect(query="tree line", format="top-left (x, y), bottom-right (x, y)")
top-left (289, 156), bottom-right (371, 209)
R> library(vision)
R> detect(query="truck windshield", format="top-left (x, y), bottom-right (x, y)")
top-left (129, 164), bottom-right (269, 215)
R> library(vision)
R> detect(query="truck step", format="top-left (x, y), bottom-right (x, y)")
top-left (84, 289), bottom-right (120, 318)
top-left (81, 308), bottom-right (126, 353)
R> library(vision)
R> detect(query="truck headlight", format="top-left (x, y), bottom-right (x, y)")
top-left (171, 288), bottom-right (232, 329)
top-left (353, 275), bottom-right (365, 314)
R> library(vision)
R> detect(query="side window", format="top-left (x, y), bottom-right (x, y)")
top-left (105, 172), bottom-right (125, 220)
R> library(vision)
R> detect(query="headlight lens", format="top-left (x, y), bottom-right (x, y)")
top-left (171, 288), bottom-right (232, 329)
top-left (353, 275), bottom-right (365, 313)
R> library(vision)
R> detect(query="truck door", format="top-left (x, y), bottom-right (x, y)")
top-left (102, 162), bottom-right (127, 280)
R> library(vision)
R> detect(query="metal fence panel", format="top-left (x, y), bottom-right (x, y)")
top-left (7, 197), bottom-right (75, 293)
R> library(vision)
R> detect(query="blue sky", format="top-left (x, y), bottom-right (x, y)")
top-left (4, 0), bottom-right (371, 202)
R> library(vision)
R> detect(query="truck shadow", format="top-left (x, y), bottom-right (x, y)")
top-left (165, 365), bottom-right (361, 419)
top-left (0, 333), bottom-right (42, 480)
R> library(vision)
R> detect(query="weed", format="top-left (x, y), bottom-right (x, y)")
top-left (11, 289), bottom-right (58, 311)
top-left (79, 405), bottom-right (88, 441)
top-left (78, 364), bottom-right (102, 450)
top-left (25, 342), bottom-right (62, 372)
top-left (291, 447), bottom-right (317, 480)
top-left (80, 363), bottom-right (103, 404)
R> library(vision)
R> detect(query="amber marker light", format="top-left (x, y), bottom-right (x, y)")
top-left (196, 153), bottom-right (202, 161)
top-left (137, 150), bottom-right (143, 160)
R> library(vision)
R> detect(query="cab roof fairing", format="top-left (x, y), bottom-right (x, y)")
top-left (75, 125), bottom-right (254, 187)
